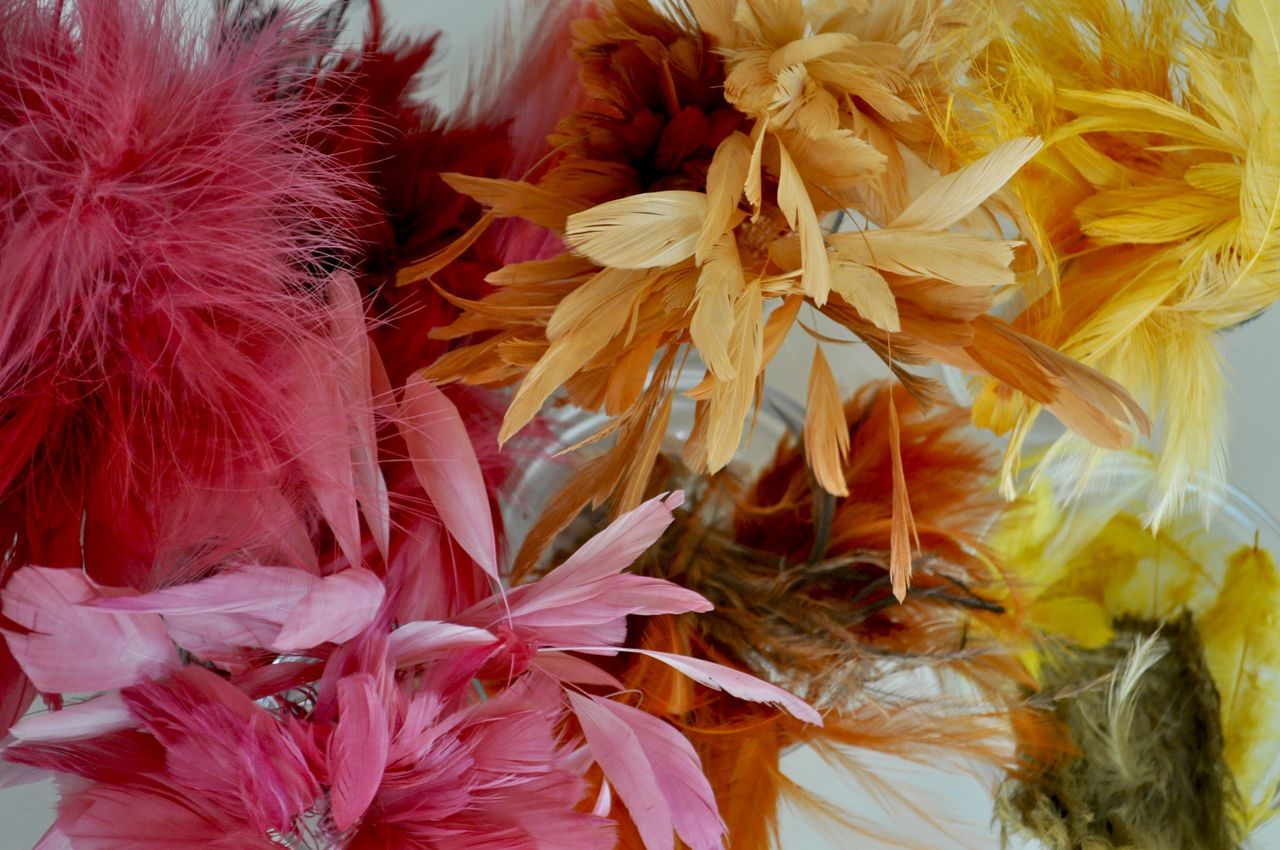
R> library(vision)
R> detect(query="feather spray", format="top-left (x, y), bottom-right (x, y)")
top-left (4, 489), bottom-right (820, 850)
top-left (544, 383), bottom-right (1052, 847)
top-left (0, 0), bottom-right (375, 735)
top-left (418, 0), bottom-right (1149, 575)
top-left (942, 0), bottom-right (1280, 525)
top-left (988, 463), bottom-right (1280, 841)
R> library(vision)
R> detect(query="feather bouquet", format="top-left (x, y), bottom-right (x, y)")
top-left (942, 0), bottom-right (1280, 525)
top-left (420, 0), bottom-right (1149, 586)
top-left (1, 0), bottom-right (1279, 848)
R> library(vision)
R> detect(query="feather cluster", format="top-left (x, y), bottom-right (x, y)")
top-left (541, 384), bottom-right (1042, 846)
top-left (422, 0), bottom-right (1149, 578)
top-left (943, 0), bottom-right (1280, 524)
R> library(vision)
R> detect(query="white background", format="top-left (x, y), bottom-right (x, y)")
top-left (2, 2), bottom-right (1277, 848)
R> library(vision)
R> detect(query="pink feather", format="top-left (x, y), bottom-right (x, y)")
top-left (616, 650), bottom-right (823, 726)
top-left (330, 673), bottom-right (390, 831)
top-left (389, 621), bottom-right (498, 668)
top-left (457, 493), bottom-right (709, 647)
top-left (124, 667), bottom-right (320, 836)
top-left (397, 374), bottom-right (500, 581)
top-left (93, 565), bottom-right (384, 657)
top-left (9, 693), bottom-right (134, 743)
top-left (1, 567), bottom-right (177, 693)
top-left (271, 568), bottom-right (386, 652)
top-left (567, 691), bottom-right (726, 850)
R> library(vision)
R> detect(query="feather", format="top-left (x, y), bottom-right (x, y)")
top-left (9, 693), bottom-right (134, 743)
top-left (93, 565), bottom-right (382, 655)
top-left (610, 650), bottom-right (822, 726)
top-left (565, 192), bottom-right (708, 270)
top-left (389, 621), bottom-right (498, 668)
top-left (697, 132), bottom-right (753, 263)
top-left (890, 136), bottom-right (1043, 231)
top-left (1198, 545), bottom-right (1280, 828)
top-left (569, 692), bottom-right (724, 850)
top-left (829, 230), bottom-right (1019, 287)
top-left (776, 142), bottom-right (831, 304)
top-left (330, 673), bottom-right (389, 831)
top-left (271, 568), bottom-right (386, 652)
top-left (803, 347), bottom-right (851, 497)
top-left (705, 281), bottom-right (763, 472)
top-left (828, 261), bottom-right (900, 332)
top-left (691, 235), bottom-right (746, 380)
top-left (2, 567), bottom-right (177, 694)
top-left (886, 385), bottom-right (917, 602)
top-left (397, 374), bottom-right (499, 582)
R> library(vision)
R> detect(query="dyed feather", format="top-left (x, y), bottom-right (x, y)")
top-left (997, 619), bottom-right (1244, 850)
top-left (946, 0), bottom-right (1280, 524)
top-left (0, 0), bottom-right (373, 735)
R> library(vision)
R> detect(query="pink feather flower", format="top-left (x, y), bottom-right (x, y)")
top-left (0, 0), bottom-right (362, 591)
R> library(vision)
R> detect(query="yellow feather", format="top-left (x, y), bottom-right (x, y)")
top-left (1198, 544), bottom-right (1280, 829)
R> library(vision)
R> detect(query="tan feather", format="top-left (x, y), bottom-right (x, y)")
top-left (829, 229), bottom-right (1019, 287)
top-left (546, 267), bottom-right (650, 342)
top-left (889, 136), bottom-right (1043, 231)
top-left (697, 132), bottom-right (753, 263)
top-left (828, 261), bottom-right (900, 332)
top-left (886, 385), bottom-right (917, 602)
top-left (705, 281), bottom-right (763, 471)
top-left (691, 233), bottom-right (746, 380)
top-left (440, 173), bottom-right (585, 231)
top-left (803, 347), bottom-right (850, 497)
top-left (564, 190), bottom-right (708, 269)
top-left (501, 277), bottom-right (653, 443)
top-left (776, 142), bottom-right (831, 303)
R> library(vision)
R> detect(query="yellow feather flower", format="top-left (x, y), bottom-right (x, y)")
top-left (946, 0), bottom-right (1280, 526)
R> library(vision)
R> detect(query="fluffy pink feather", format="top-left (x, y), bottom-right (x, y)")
top-left (0, 0), bottom-right (363, 594)
top-left (122, 667), bottom-right (320, 836)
